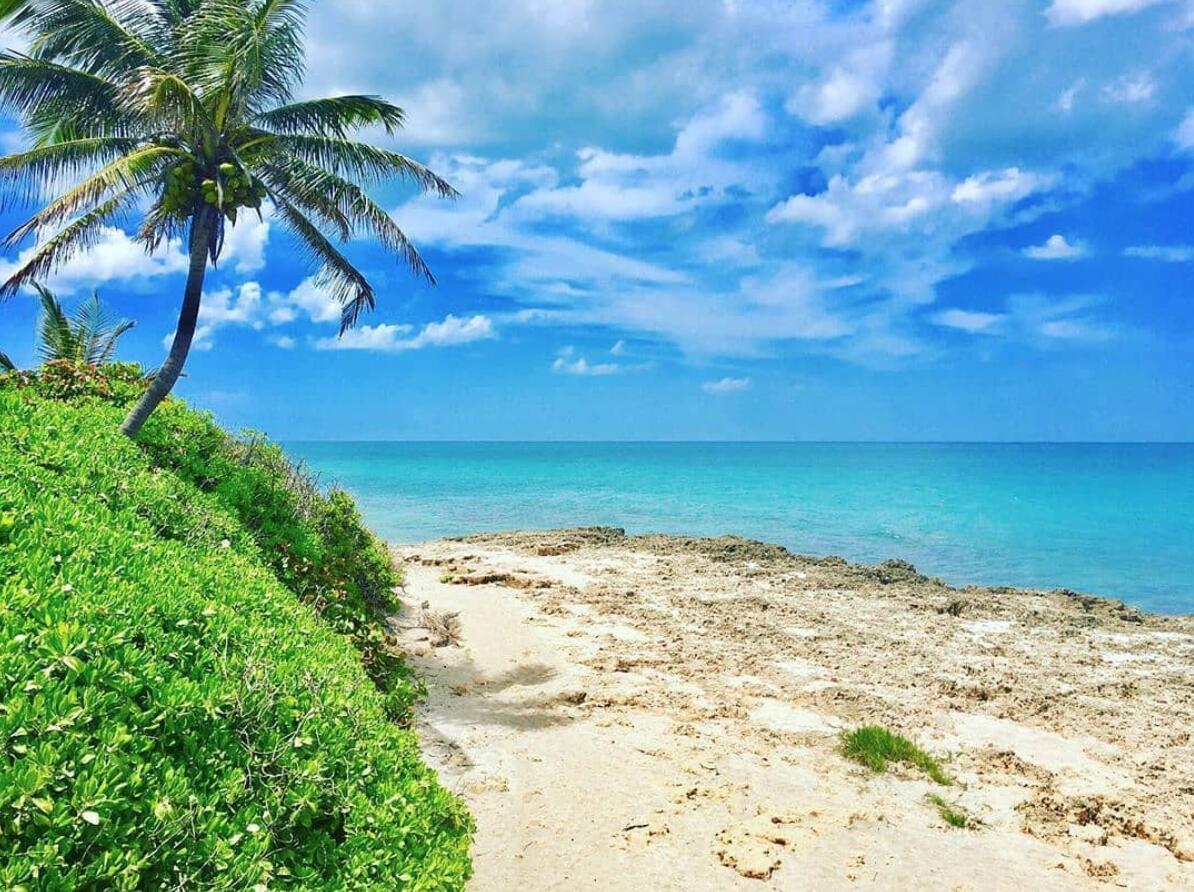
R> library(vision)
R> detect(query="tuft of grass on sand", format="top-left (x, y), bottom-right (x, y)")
top-left (841, 725), bottom-right (953, 786)
top-left (926, 794), bottom-right (974, 829)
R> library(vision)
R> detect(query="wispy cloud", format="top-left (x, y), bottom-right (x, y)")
top-left (1124, 243), bottom-right (1194, 262)
top-left (550, 345), bottom-right (624, 376)
top-left (316, 314), bottom-right (495, 353)
top-left (702, 376), bottom-right (751, 393)
top-left (1045, 0), bottom-right (1169, 28)
top-left (552, 356), bottom-right (620, 376)
top-left (933, 294), bottom-right (1116, 344)
top-left (932, 309), bottom-right (1006, 334)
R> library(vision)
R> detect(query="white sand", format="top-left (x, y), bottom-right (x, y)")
top-left (395, 529), bottom-right (1194, 891)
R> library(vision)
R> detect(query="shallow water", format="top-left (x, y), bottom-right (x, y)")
top-left (284, 442), bottom-right (1194, 615)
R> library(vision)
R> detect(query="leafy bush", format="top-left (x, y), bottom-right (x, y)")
top-left (0, 360), bottom-right (148, 404)
top-left (2, 365), bottom-right (419, 721)
top-left (0, 387), bottom-right (472, 888)
top-left (134, 400), bottom-right (419, 720)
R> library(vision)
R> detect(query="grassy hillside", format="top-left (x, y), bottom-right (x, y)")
top-left (0, 363), bottom-right (471, 890)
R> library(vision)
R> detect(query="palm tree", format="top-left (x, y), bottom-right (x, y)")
top-left (0, 284), bottom-right (132, 371)
top-left (0, 0), bottom-right (456, 436)
top-left (33, 283), bottom-right (135, 366)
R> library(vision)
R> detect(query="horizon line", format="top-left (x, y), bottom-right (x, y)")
top-left (280, 438), bottom-right (1194, 446)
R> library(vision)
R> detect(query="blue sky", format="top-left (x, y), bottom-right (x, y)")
top-left (1, 0), bottom-right (1193, 440)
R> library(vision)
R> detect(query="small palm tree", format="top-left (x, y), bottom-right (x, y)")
top-left (33, 283), bottom-right (135, 366)
top-left (0, 0), bottom-right (455, 436)
top-left (0, 284), bottom-right (132, 371)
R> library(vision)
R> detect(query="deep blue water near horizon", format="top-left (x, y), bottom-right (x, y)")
top-left (284, 442), bottom-right (1194, 616)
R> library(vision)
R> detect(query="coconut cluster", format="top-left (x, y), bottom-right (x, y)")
top-left (162, 160), bottom-right (268, 221)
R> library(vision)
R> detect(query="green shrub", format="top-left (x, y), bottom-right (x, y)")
top-left (3, 365), bottom-right (418, 722)
top-left (0, 359), bottom-right (148, 404)
top-left (0, 389), bottom-right (471, 888)
top-left (134, 400), bottom-right (418, 720)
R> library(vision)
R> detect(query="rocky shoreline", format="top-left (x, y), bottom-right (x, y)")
top-left (397, 527), bottom-right (1194, 890)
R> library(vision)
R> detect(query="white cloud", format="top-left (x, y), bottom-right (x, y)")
top-left (394, 154), bottom-right (688, 291)
top-left (201, 282), bottom-right (264, 328)
top-left (404, 313), bottom-right (495, 348)
top-left (609, 339), bottom-right (626, 356)
top-left (931, 294), bottom-right (1114, 344)
top-left (702, 376), bottom-right (751, 393)
top-left (1057, 79), bottom-right (1086, 112)
top-left (391, 78), bottom-right (476, 145)
top-left (1123, 244), bottom-right (1194, 261)
top-left (1023, 234), bottom-right (1089, 260)
top-left (0, 226), bottom-right (189, 294)
top-left (1009, 293), bottom-right (1116, 343)
top-left (1176, 108), bottom-right (1194, 149)
top-left (789, 65), bottom-right (883, 125)
top-left (316, 323), bottom-right (413, 352)
top-left (1046, 0), bottom-right (1169, 27)
top-left (552, 354), bottom-right (620, 376)
top-left (331, 0), bottom-right (1193, 366)
top-left (767, 171), bottom-right (949, 246)
top-left (767, 166), bottom-right (1046, 252)
top-left (702, 235), bottom-right (761, 266)
top-left (0, 210), bottom-right (270, 296)
top-left (220, 212), bottom-right (271, 274)
top-left (274, 276), bottom-right (343, 324)
top-left (315, 314), bottom-right (495, 352)
top-left (269, 334), bottom-right (296, 349)
top-left (161, 281), bottom-right (266, 351)
top-left (163, 324), bottom-right (214, 352)
top-left (511, 92), bottom-right (770, 223)
top-left (1038, 318), bottom-right (1108, 340)
top-left (951, 168), bottom-right (1045, 206)
top-left (931, 308), bottom-right (1006, 334)
top-left (1101, 73), bottom-right (1156, 104)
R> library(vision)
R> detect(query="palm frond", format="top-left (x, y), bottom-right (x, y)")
top-left (137, 194), bottom-right (190, 252)
top-left (0, 0), bottom-right (34, 26)
top-left (264, 135), bottom-right (458, 197)
top-left (265, 157), bottom-right (432, 281)
top-left (24, 0), bottom-right (165, 78)
top-left (182, 0), bottom-right (304, 121)
top-left (0, 136), bottom-right (140, 208)
top-left (256, 160), bottom-right (352, 240)
top-left (270, 191), bottom-right (375, 333)
top-left (34, 281), bottom-right (76, 363)
top-left (5, 144), bottom-right (177, 245)
top-left (255, 96), bottom-right (405, 138)
top-left (142, 0), bottom-right (205, 28)
top-left (26, 284), bottom-right (135, 364)
top-left (93, 317), bottom-right (135, 364)
top-left (72, 290), bottom-right (134, 364)
top-left (0, 192), bottom-right (132, 297)
top-left (119, 66), bottom-right (213, 139)
top-left (0, 349), bottom-right (15, 371)
top-left (0, 53), bottom-right (137, 141)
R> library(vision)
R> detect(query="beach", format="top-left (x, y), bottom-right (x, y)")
top-left (395, 527), bottom-right (1194, 891)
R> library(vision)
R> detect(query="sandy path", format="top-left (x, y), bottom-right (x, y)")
top-left (394, 529), bottom-right (1194, 891)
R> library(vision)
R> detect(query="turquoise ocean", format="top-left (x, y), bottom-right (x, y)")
top-left (285, 442), bottom-right (1194, 615)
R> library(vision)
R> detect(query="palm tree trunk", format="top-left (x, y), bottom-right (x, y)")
top-left (120, 207), bottom-right (217, 437)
